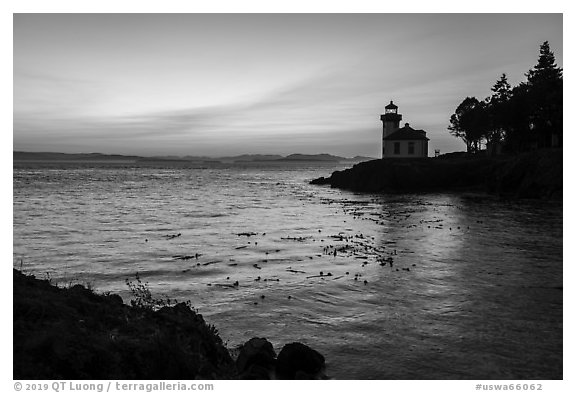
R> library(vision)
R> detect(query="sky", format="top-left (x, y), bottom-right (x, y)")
top-left (13, 13), bottom-right (563, 157)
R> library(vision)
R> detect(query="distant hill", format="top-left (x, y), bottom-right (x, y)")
top-left (220, 154), bottom-right (284, 163)
top-left (277, 153), bottom-right (344, 162)
top-left (224, 154), bottom-right (374, 163)
top-left (147, 155), bottom-right (220, 162)
top-left (344, 156), bottom-right (376, 163)
top-left (13, 151), bottom-right (142, 162)
top-left (279, 154), bottom-right (376, 162)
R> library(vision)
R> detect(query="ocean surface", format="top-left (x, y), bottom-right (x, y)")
top-left (13, 161), bottom-right (563, 379)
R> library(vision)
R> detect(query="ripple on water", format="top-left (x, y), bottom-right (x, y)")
top-left (13, 165), bottom-right (562, 379)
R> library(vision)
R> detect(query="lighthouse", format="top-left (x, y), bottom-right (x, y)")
top-left (380, 101), bottom-right (429, 158)
top-left (380, 101), bottom-right (402, 157)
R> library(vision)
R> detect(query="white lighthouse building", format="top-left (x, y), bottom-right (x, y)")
top-left (380, 101), bottom-right (429, 158)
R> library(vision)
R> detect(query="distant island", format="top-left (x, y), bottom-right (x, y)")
top-left (13, 151), bottom-right (375, 164)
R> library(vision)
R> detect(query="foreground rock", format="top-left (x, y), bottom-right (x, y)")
top-left (236, 337), bottom-right (277, 379)
top-left (235, 339), bottom-right (328, 380)
top-left (311, 149), bottom-right (562, 200)
top-left (13, 270), bottom-right (327, 380)
top-left (276, 342), bottom-right (326, 379)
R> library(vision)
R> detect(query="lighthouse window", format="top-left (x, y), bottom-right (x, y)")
top-left (408, 142), bottom-right (415, 155)
top-left (394, 142), bottom-right (400, 154)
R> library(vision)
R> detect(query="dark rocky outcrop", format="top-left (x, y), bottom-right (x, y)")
top-left (276, 342), bottom-right (326, 380)
top-left (311, 149), bottom-right (562, 200)
top-left (487, 149), bottom-right (562, 199)
top-left (236, 337), bottom-right (276, 379)
top-left (13, 269), bottom-right (235, 379)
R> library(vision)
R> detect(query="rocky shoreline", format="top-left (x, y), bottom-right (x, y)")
top-left (13, 269), bottom-right (326, 380)
top-left (310, 149), bottom-right (562, 200)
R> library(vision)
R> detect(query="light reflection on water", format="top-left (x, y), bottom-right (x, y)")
top-left (13, 163), bottom-right (562, 379)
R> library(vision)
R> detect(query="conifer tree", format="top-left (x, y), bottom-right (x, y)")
top-left (491, 73), bottom-right (512, 101)
top-left (526, 41), bottom-right (563, 148)
top-left (526, 41), bottom-right (563, 86)
top-left (486, 74), bottom-right (513, 150)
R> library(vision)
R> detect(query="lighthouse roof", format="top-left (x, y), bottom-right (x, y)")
top-left (384, 123), bottom-right (429, 141)
top-left (385, 100), bottom-right (398, 110)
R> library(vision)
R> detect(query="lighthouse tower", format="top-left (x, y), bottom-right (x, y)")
top-left (380, 101), bottom-right (402, 157)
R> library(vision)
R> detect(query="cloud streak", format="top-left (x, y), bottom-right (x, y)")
top-left (13, 14), bottom-right (562, 157)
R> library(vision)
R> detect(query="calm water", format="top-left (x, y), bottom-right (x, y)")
top-left (13, 162), bottom-right (563, 379)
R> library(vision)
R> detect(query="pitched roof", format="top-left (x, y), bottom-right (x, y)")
top-left (384, 123), bottom-right (429, 141)
top-left (385, 100), bottom-right (398, 109)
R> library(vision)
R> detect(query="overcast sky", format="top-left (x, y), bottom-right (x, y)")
top-left (13, 13), bottom-right (563, 157)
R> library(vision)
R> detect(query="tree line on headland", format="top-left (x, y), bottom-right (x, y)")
top-left (448, 41), bottom-right (562, 154)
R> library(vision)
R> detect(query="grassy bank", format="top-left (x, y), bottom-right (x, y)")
top-left (13, 269), bottom-right (235, 379)
top-left (311, 149), bottom-right (562, 199)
